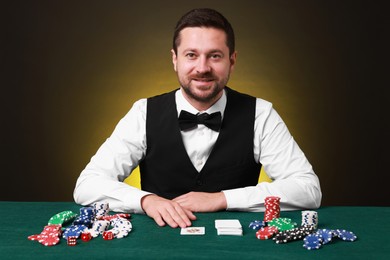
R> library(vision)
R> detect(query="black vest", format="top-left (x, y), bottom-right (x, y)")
top-left (139, 87), bottom-right (261, 199)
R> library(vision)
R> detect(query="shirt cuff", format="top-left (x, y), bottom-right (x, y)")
top-left (121, 189), bottom-right (152, 214)
top-left (222, 188), bottom-right (249, 211)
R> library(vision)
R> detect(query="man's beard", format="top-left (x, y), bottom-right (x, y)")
top-left (179, 72), bottom-right (229, 103)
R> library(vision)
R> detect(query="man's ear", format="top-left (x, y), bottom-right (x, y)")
top-left (230, 51), bottom-right (237, 71)
top-left (171, 49), bottom-right (177, 72)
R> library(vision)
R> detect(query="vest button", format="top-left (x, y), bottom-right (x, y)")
top-left (196, 180), bottom-right (203, 186)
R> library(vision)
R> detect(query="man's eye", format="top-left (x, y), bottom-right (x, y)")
top-left (185, 53), bottom-right (196, 58)
top-left (211, 54), bottom-right (222, 59)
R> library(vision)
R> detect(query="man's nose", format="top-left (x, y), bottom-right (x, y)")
top-left (196, 56), bottom-right (211, 74)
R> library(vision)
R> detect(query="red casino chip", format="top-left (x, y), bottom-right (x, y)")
top-left (28, 234), bottom-right (40, 241)
top-left (256, 226), bottom-right (279, 240)
top-left (264, 196), bottom-right (281, 221)
top-left (39, 235), bottom-right (60, 246)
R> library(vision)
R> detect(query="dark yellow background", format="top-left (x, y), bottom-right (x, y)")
top-left (1, 0), bottom-right (386, 206)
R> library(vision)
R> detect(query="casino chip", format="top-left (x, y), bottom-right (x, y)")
top-left (315, 229), bottom-right (333, 244)
top-left (39, 234), bottom-right (60, 246)
top-left (334, 229), bottom-right (357, 242)
top-left (256, 226), bottom-right (278, 240)
top-left (268, 218), bottom-right (297, 231)
top-left (48, 211), bottom-right (77, 226)
top-left (102, 213), bottom-right (131, 221)
top-left (303, 234), bottom-right (322, 250)
top-left (273, 233), bottom-right (291, 244)
top-left (249, 220), bottom-right (267, 230)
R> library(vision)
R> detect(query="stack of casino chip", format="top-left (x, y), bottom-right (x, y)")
top-left (93, 202), bottom-right (110, 220)
top-left (301, 210), bottom-right (318, 229)
top-left (263, 196), bottom-right (281, 221)
top-left (267, 218), bottom-right (297, 232)
top-left (73, 207), bottom-right (95, 227)
top-left (88, 220), bottom-right (110, 238)
top-left (272, 224), bottom-right (316, 244)
top-left (63, 207), bottom-right (95, 241)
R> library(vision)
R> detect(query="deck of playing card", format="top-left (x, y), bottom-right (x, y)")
top-left (180, 227), bottom-right (205, 235)
top-left (215, 219), bottom-right (243, 236)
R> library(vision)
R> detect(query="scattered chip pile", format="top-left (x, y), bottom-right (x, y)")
top-left (250, 196), bottom-right (358, 250)
top-left (303, 229), bottom-right (357, 250)
top-left (28, 202), bottom-right (132, 246)
top-left (28, 224), bottom-right (63, 246)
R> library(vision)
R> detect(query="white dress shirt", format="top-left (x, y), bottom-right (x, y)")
top-left (74, 89), bottom-right (322, 213)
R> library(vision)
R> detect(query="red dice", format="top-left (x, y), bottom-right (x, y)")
top-left (67, 236), bottom-right (77, 246)
top-left (102, 231), bottom-right (114, 240)
top-left (81, 232), bottom-right (92, 242)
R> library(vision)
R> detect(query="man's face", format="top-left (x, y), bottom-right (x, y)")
top-left (172, 27), bottom-right (236, 108)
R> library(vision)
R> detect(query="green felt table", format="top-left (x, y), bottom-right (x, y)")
top-left (0, 202), bottom-right (389, 259)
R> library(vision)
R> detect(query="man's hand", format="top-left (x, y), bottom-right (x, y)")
top-left (173, 192), bottom-right (227, 212)
top-left (141, 194), bottom-right (196, 228)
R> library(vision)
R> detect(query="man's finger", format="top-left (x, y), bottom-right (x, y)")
top-left (165, 205), bottom-right (190, 228)
top-left (152, 213), bottom-right (166, 227)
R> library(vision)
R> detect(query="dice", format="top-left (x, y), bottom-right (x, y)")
top-left (102, 231), bottom-right (114, 240)
top-left (67, 236), bottom-right (77, 246)
top-left (81, 232), bottom-right (92, 242)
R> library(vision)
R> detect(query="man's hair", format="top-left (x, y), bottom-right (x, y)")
top-left (173, 8), bottom-right (235, 56)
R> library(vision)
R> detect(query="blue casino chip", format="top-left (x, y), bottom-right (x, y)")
top-left (315, 229), bottom-right (333, 244)
top-left (249, 220), bottom-right (267, 230)
top-left (303, 234), bottom-right (322, 250)
top-left (334, 229), bottom-right (357, 242)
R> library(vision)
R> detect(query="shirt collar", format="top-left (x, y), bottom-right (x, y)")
top-left (175, 88), bottom-right (227, 118)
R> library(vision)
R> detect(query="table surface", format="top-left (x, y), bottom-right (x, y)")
top-left (0, 202), bottom-right (389, 260)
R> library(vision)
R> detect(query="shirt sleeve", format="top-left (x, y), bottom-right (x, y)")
top-left (222, 99), bottom-right (322, 212)
top-left (73, 99), bottom-right (151, 213)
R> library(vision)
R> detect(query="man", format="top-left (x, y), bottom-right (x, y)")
top-left (74, 8), bottom-right (322, 229)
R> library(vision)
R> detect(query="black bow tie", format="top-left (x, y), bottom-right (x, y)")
top-left (178, 110), bottom-right (222, 132)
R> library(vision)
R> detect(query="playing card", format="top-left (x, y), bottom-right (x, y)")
top-left (215, 219), bottom-right (242, 229)
top-left (180, 227), bottom-right (205, 235)
top-left (215, 219), bottom-right (243, 236)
